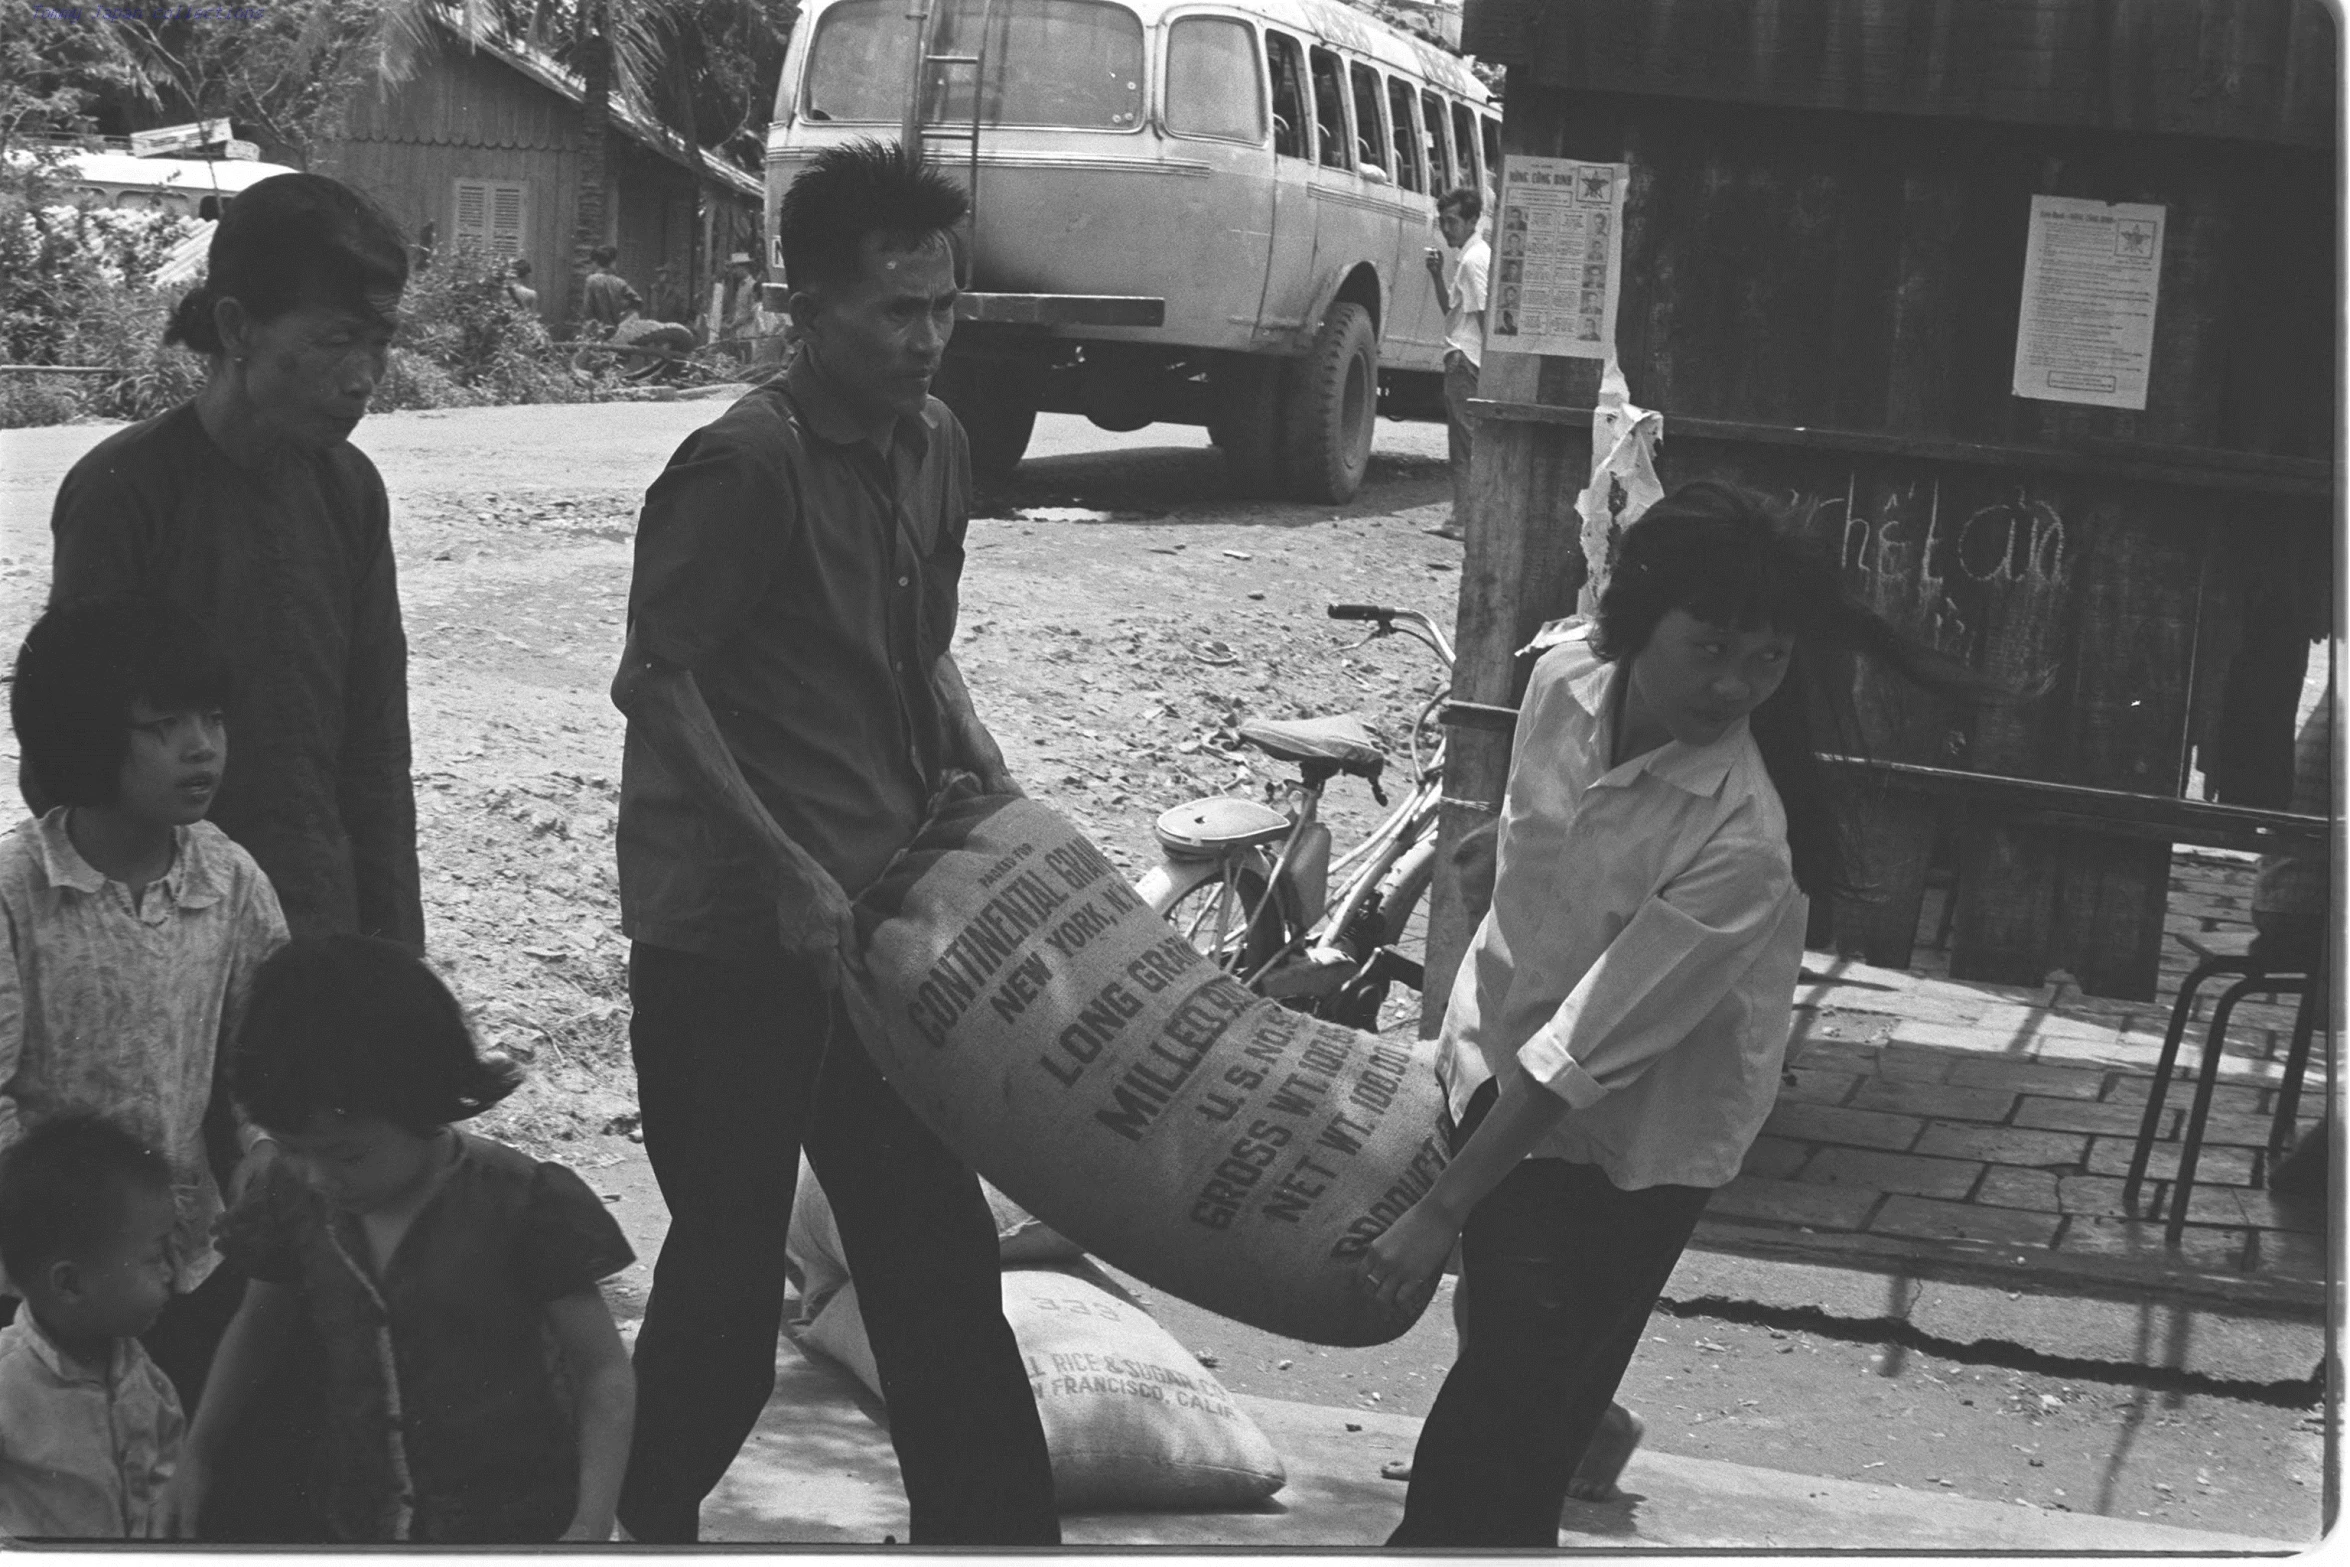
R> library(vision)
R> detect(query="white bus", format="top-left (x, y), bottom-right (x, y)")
top-left (41, 149), bottom-right (298, 219)
top-left (766, 0), bottom-right (1499, 497)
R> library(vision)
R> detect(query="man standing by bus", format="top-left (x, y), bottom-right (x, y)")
top-left (607, 142), bottom-right (1057, 1546)
top-left (1423, 186), bottom-right (1489, 542)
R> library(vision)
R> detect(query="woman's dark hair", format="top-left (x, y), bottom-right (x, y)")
top-left (777, 139), bottom-right (969, 293)
top-left (1593, 481), bottom-right (2015, 899)
top-left (164, 173), bottom-right (408, 357)
top-left (0, 1111), bottom-right (171, 1281)
top-left (234, 935), bottom-right (521, 1136)
top-left (11, 594), bottom-right (235, 809)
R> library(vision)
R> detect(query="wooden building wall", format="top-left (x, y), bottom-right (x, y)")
top-left (327, 41), bottom-right (742, 327)
top-left (1443, 0), bottom-right (2336, 1002)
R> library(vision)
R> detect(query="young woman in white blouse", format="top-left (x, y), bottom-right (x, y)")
top-left (1366, 481), bottom-right (2010, 1546)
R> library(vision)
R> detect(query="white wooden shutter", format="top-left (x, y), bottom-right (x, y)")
top-left (453, 179), bottom-right (488, 247)
top-left (488, 183), bottom-right (525, 257)
top-left (451, 179), bottom-right (526, 257)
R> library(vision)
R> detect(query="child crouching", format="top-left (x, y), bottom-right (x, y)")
top-left (0, 1114), bottom-right (184, 1538)
top-left (168, 936), bottom-right (635, 1543)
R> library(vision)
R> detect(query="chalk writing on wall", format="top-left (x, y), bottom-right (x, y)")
top-left (1792, 474), bottom-right (2071, 658)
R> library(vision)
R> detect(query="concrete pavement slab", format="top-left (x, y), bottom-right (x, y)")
top-left (1664, 1248), bottom-right (2325, 1385)
top-left (698, 1338), bottom-right (2297, 1551)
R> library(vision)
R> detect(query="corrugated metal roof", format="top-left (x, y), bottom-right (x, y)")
top-left (37, 151), bottom-right (301, 191)
top-left (365, 10), bottom-right (764, 197)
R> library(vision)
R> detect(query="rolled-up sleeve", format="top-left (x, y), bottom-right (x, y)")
top-left (628, 422), bottom-right (795, 676)
top-left (1516, 825), bottom-right (1795, 1109)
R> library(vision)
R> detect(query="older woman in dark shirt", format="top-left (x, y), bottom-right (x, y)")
top-left (39, 171), bottom-right (424, 1543)
top-left (43, 172), bottom-right (422, 950)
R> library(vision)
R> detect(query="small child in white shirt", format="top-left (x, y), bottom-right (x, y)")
top-left (0, 1112), bottom-right (184, 1538)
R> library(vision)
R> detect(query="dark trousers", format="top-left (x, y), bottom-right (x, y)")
top-left (1389, 1154), bottom-right (1710, 1547)
top-left (1443, 351), bottom-right (1478, 535)
top-left (617, 942), bottom-right (1059, 1545)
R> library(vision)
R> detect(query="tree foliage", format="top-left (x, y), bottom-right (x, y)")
top-left (104, 0), bottom-right (434, 166)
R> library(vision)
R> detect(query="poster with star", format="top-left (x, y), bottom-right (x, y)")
top-left (1483, 156), bottom-right (1628, 361)
top-left (2011, 194), bottom-right (2167, 410)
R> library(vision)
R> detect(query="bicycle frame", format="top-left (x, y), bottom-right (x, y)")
top-left (1145, 606), bottom-right (1453, 1012)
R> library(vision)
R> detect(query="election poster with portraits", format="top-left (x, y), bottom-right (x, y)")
top-left (1485, 155), bottom-right (1629, 361)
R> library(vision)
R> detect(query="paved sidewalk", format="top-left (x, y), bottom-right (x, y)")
top-left (1694, 849), bottom-right (2328, 1321)
top-left (700, 1337), bottom-right (2297, 1551)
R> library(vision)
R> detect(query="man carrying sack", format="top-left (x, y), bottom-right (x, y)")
top-left (607, 142), bottom-right (1055, 1546)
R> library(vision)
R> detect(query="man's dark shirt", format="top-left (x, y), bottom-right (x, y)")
top-left (617, 350), bottom-right (971, 963)
top-left (582, 270), bottom-right (641, 329)
top-left (45, 403), bottom-right (424, 948)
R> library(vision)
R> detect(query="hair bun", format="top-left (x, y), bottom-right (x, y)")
top-left (164, 284), bottom-right (222, 354)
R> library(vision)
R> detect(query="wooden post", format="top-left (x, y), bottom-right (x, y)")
top-left (1419, 356), bottom-right (1594, 1037)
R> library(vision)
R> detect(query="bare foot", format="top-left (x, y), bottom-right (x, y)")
top-left (1564, 1405), bottom-right (1644, 1502)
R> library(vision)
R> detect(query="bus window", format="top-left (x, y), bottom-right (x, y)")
top-left (1450, 99), bottom-right (1479, 189)
top-left (1480, 115), bottom-right (1501, 187)
top-left (1348, 61), bottom-right (1388, 179)
top-left (1167, 16), bottom-right (1263, 143)
top-left (1307, 46), bottom-right (1350, 170)
top-left (804, 0), bottom-right (902, 122)
top-left (806, 0), bottom-right (1147, 129)
top-left (1385, 76), bottom-right (1423, 193)
top-left (1267, 31), bottom-right (1308, 159)
top-left (1420, 88), bottom-right (1452, 191)
top-left (930, 0), bottom-right (1144, 127)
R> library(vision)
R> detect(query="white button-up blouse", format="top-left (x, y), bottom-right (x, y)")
top-left (1437, 628), bottom-right (1810, 1191)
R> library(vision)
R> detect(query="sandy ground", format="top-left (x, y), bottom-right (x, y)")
top-left (0, 396), bottom-right (2321, 1541)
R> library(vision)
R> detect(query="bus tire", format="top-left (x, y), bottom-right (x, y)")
top-left (1281, 302), bottom-right (1377, 503)
top-left (1209, 355), bottom-right (1286, 496)
top-left (935, 358), bottom-right (1037, 480)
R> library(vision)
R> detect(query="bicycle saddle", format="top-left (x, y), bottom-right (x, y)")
top-left (1237, 715), bottom-right (1386, 779)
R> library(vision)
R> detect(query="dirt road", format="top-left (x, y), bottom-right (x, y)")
top-left (0, 397), bottom-right (2318, 1542)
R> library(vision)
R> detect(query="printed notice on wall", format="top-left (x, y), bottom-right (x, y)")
top-left (1485, 156), bottom-right (1628, 360)
top-left (2011, 195), bottom-right (2166, 410)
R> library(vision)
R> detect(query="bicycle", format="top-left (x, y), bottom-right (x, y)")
top-left (1135, 603), bottom-right (1454, 1031)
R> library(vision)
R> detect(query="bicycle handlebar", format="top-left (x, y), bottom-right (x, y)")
top-left (1327, 604), bottom-right (1393, 621)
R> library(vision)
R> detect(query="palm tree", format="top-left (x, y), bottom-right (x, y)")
top-left (499, 0), bottom-right (793, 325)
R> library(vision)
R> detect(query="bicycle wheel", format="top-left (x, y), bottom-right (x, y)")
top-left (1137, 853), bottom-right (1297, 982)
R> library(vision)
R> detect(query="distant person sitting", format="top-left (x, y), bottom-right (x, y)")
top-left (581, 247), bottom-right (642, 334)
top-left (504, 259), bottom-right (539, 314)
top-left (608, 303), bottom-right (697, 381)
top-left (0, 1114), bottom-right (184, 1539)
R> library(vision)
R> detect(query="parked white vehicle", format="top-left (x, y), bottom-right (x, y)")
top-left (37, 149), bottom-right (298, 220)
top-left (766, 0), bottom-right (1498, 497)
